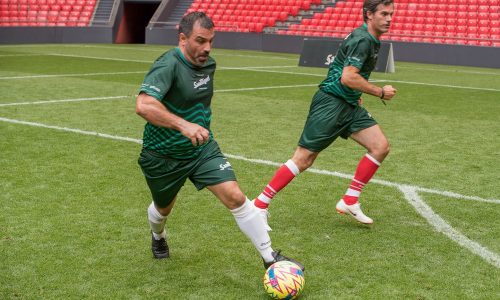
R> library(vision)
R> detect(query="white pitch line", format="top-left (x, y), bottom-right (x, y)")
top-left (46, 53), bottom-right (299, 65)
top-left (225, 153), bottom-right (500, 205)
top-left (0, 116), bottom-right (497, 205)
top-left (3, 44), bottom-right (499, 75)
top-left (0, 83), bottom-right (317, 106)
top-left (400, 185), bottom-right (500, 268)
top-left (1, 93), bottom-right (497, 204)
top-left (0, 96), bottom-right (131, 107)
top-left (49, 44), bottom-right (300, 60)
top-left (0, 117), bottom-right (141, 144)
top-left (375, 79), bottom-right (500, 92)
top-left (0, 116), bottom-right (499, 268)
top-left (396, 65), bottom-right (500, 76)
top-left (0, 66), bottom-right (299, 80)
top-left (2, 52), bottom-right (498, 92)
top-left (225, 68), bottom-right (500, 92)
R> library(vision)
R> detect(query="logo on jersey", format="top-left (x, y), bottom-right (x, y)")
top-left (141, 83), bottom-right (161, 93)
top-left (325, 54), bottom-right (335, 66)
top-left (194, 75), bottom-right (210, 90)
top-left (219, 161), bottom-right (233, 171)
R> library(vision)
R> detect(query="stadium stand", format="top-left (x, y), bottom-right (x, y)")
top-left (0, 0), bottom-right (498, 47)
top-left (186, 0), bottom-right (322, 33)
top-left (0, 0), bottom-right (97, 26)
top-left (182, 0), bottom-right (499, 47)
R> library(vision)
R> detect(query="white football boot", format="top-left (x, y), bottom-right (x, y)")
top-left (336, 199), bottom-right (373, 224)
top-left (255, 205), bottom-right (272, 231)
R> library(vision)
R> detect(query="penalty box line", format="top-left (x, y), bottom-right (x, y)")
top-left (1, 116), bottom-right (499, 269)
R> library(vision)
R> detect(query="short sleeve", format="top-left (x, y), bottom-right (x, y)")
top-left (344, 38), bottom-right (370, 70)
top-left (139, 60), bottom-right (175, 101)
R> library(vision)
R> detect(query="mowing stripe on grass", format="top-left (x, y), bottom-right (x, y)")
top-left (215, 84), bottom-right (318, 92)
top-left (0, 71), bottom-right (146, 80)
top-left (0, 96), bottom-right (131, 107)
top-left (47, 53), bottom-right (153, 63)
top-left (37, 45), bottom-right (500, 74)
top-left (0, 116), bottom-right (499, 268)
top-left (0, 82), bottom-right (317, 105)
top-left (51, 44), bottom-right (300, 60)
top-left (0, 54), bottom-right (43, 57)
top-left (3, 44), bottom-right (500, 76)
top-left (48, 52), bottom-right (300, 66)
top-left (3, 52), bottom-right (498, 92)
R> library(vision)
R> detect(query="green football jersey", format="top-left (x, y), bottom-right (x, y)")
top-left (319, 23), bottom-right (380, 106)
top-left (139, 47), bottom-right (215, 159)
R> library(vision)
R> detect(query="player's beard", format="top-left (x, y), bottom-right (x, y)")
top-left (196, 52), bottom-right (209, 65)
top-left (186, 46), bottom-right (209, 66)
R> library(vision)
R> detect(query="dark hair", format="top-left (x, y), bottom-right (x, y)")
top-left (363, 0), bottom-right (394, 22)
top-left (178, 12), bottom-right (214, 37)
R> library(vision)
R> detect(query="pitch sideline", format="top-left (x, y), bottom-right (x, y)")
top-left (0, 116), bottom-right (499, 269)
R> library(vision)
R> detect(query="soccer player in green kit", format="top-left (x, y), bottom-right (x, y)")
top-left (136, 12), bottom-right (303, 271)
top-left (253, 0), bottom-right (397, 227)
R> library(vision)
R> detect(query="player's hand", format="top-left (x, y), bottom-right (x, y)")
top-left (358, 98), bottom-right (363, 105)
top-left (381, 85), bottom-right (397, 100)
top-left (181, 122), bottom-right (210, 146)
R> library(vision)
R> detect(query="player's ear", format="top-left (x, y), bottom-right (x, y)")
top-left (179, 32), bottom-right (188, 45)
top-left (366, 11), bottom-right (374, 21)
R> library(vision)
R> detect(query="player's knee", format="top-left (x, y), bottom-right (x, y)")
top-left (225, 188), bottom-right (246, 209)
top-left (157, 206), bottom-right (172, 217)
top-left (374, 140), bottom-right (390, 158)
top-left (297, 157), bottom-right (314, 171)
top-left (292, 150), bottom-right (317, 171)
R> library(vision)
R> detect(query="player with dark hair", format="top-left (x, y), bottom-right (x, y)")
top-left (254, 0), bottom-right (397, 227)
top-left (135, 12), bottom-right (303, 270)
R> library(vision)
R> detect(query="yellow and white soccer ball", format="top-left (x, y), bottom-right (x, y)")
top-left (263, 261), bottom-right (305, 299)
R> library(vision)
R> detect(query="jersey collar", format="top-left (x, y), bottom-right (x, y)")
top-left (175, 47), bottom-right (196, 68)
top-left (362, 23), bottom-right (380, 44)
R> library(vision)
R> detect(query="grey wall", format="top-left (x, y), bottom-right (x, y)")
top-left (1, 24), bottom-right (498, 69)
top-left (145, 29), bottom-right (500, 68)
top-left (0, 26), bottom-right (115, 44)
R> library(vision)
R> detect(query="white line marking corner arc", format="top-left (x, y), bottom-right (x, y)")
top-left (399, 185), bottom-right (500, 268)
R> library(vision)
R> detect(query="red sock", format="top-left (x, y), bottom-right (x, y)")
top-left (254, 160), bottom-right (299, 209)
top-left (343, 154), bottom-right (381, 205)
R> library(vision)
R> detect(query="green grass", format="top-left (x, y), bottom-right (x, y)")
top-left (1, 44), bottom-right (499, 299)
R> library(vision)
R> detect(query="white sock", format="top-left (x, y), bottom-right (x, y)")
top-left (148, 202), bottom-right (167, 240)
top-left (231, 198), bottom-right (275, 262)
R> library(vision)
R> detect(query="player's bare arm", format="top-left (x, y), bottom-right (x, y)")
top-left (135, 92), bottom-right (209, 146)
top-left (341, 65), bottom-right (396, 100)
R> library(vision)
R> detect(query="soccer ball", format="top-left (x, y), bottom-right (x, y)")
top-left (263, 261), bottom-right (305, 299)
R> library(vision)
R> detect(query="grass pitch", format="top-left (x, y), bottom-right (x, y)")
top-left (1, 44), bottom-right (499, 299)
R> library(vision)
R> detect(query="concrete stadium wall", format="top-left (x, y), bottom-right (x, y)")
top-left (146, 28), bottom-right (500, 69)
top-left (0, 26), bottom-right (116, 44)
top-left (1, 24), bottom-right (498, 69)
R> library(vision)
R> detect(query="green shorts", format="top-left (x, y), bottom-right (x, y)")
top-left (138, 139), bottom-right (237, 208)
top-left (298, 89), bottom-right (378, 152)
